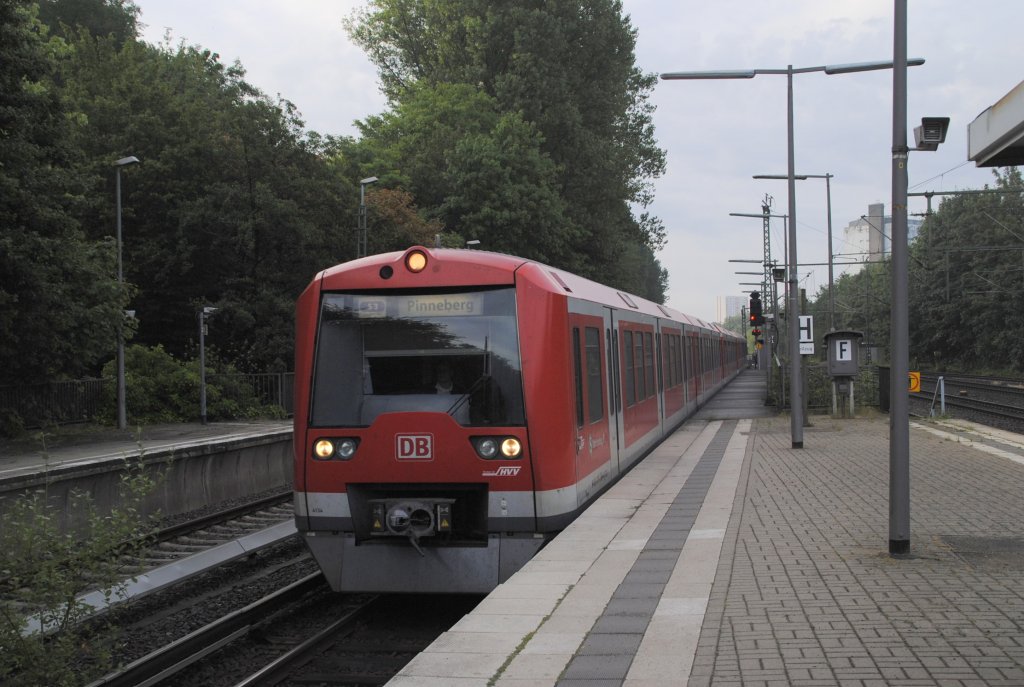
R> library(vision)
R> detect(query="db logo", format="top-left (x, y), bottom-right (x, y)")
top-left (396, 434), bottom-right (433, 461)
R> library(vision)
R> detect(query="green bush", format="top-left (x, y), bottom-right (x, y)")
top-left (98, 344), bottom-right (281, 424)
top-left (0, 452), bottom-right (159, 686)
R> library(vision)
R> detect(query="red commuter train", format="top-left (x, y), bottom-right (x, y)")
top-left (293, 246), bottom-right (745, 593)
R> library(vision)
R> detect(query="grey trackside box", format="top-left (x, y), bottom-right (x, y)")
top-left (824, 330), bottom-right (864, 378)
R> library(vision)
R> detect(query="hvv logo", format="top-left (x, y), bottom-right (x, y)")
top-left (483, 466), bottom-right (521, 477)
top-left (396, 434), bottom-right (433, 460)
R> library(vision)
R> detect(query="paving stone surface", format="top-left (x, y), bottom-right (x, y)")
top-left (691, 415), bottom-right (1024, 686)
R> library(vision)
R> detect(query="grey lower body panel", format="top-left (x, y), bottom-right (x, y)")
top-left (303, 531), bottom-right (547, 593)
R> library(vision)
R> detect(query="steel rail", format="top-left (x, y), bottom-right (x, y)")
top-left (86, 572), bottom-right (327, 687)
top-left (149, 489), bottom-right (292, 542)
top-left (231, 598), bottom-right (376, 687)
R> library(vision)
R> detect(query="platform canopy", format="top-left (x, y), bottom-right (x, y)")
top-left (968, 80), bottom-right (1024, 167)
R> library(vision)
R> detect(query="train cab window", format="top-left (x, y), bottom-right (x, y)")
top-left (585, 327), bottom-right (603, 423)
top-left (310, 288), bottom-right (525, 427)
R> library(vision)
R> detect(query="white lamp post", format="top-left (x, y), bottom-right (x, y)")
top-left (198, 306), bottom-right (218, 425)
top-left (357, 176), bottom-right (378, 258)
top-left (662, 57), bottom-right (923, 449)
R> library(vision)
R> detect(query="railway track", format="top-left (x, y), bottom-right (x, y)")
top-left (16, 486), bottom-right (480, 686)
top-left (88, 573), bottom-right (333, 687)
top-left (226, 593), bottom-right (482, 687)
top-left (74, 491), bottom-right (297, 618)
top-left (91, 578), bottom-right (479, 686)
top-left (915, 372), bottom-right (1024, 432)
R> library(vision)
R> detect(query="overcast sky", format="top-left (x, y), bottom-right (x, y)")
top-left (134, 1), bottom-right (1022, 323)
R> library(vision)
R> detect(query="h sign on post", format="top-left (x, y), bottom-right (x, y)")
top-left (798, 315), bottom-right (814, 355)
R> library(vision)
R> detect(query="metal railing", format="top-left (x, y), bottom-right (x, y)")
top-left (206, 372), bottom-right (295, 415)
top-left (0, 379), bottom-right (106, 429)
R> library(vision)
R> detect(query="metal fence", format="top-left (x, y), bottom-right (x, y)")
top-left (207, 372), bottom-right (295, 415)
top-left (806, 363), bottom-right (881, 410)
top-left (0, 378), bottom-right (107, 429)
top-left (0, 373), bottom-right (294, 430)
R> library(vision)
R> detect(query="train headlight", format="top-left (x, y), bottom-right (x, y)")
top-left (501, 438), bottom-right (522, 458)
top-left (475, 438), bottom-right (499, 459)
top-left (337, 438), bottom-right (358, 459)
top-left (472, 436), bottom-right (523, 460)
top-left (312, 437), bottom-right (359, 460)
top-left (405, 249), bottom-right (428, 273)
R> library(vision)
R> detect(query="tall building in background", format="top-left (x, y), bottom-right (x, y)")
top-left (840, 203), bottom-right (922, 274)
top-left (716, 295), bottom-right (745, 323)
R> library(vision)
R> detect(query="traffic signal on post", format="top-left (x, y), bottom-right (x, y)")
top-left (749, 291), bottom-right (763, 326)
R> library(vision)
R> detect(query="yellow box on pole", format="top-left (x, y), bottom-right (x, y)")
top-left (908, 371), bottom-right (921, 393)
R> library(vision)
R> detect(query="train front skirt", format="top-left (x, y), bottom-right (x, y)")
top-left (302, 530), bottom-right (547, 593)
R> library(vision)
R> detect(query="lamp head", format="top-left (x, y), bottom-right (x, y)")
top-left (913, 117), bottom-right (949, 151)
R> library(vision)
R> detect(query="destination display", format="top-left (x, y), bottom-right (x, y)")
top-left (355, 294), bottom-right (484, 318)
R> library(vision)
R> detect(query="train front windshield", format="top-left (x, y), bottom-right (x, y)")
top-left (310, 288), bottom-right (525, 427)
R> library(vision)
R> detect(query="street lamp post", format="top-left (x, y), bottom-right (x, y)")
top-left (890, 2), bottom-right (912, 556)
top-left (754, 173), bottom-right (835, 330)
top-left (113, 155), bottom-right (140, 431)
top-left (357, 176), bottom-right (378, 258)
top-left (198, 306), bottom-right (218, 425)
top-left (662, 57), bottom-right (923, 449)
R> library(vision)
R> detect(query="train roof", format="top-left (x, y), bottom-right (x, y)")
top-left (315, 246), bottom-right (741, 339)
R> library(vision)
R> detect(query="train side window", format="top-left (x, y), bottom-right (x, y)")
top-left (656, 333), bottom-right (663, 392)
top-left (663, 334), bottom-right (671, 388)
top-left (634, 332), bottom-right (645, 399)
top-left (585, 327), bottom-right (603, 423)
top-left (680, 335), bottom-right (686, 384)
top-left (611, 329), bottom-right (621, 413)
top-left (624, 330), bottom-right (635, 406)
top-left (644, 332), bottom-right (654, 399)
top-left (670, 334), bottom-right (678, 387)
top-left (680, 334), bottom-right (687, 384)
top-left (572, 327), bottom-right (584, 429)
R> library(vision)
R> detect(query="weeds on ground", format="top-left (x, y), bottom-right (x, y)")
top-left (0, 436), bottom-right (160, 686)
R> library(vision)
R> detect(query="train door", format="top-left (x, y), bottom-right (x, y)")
top-left (569, 312), bottom-right (614, 504)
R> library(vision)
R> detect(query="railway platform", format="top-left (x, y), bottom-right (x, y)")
top-left (0, 419), bottom-right (291, 482)
top-left (391, 369), bottom-right (1024, 686)
top-left (0, 419), bottom-right (292, 527)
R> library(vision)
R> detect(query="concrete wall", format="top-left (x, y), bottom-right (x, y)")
top-left (0, 431), bottom-right (292, 532)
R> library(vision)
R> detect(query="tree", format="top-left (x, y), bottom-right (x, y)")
top-left (346, 0), bottom-right (668, 299)
top-left (36, 0), bottom-right (139, 46)
top-left (364, 187), bottom-right (444, 254)
top-left (0, 0), bottom-right (122, 385)
top-left (58, 34), bottom-right (349, 369)
top-left (806, 169), bottom-right (1024, 374)
top-left (355, 82), bottom-right (582, 267)
top-left (907, 169), bottom-right (1024, 372)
